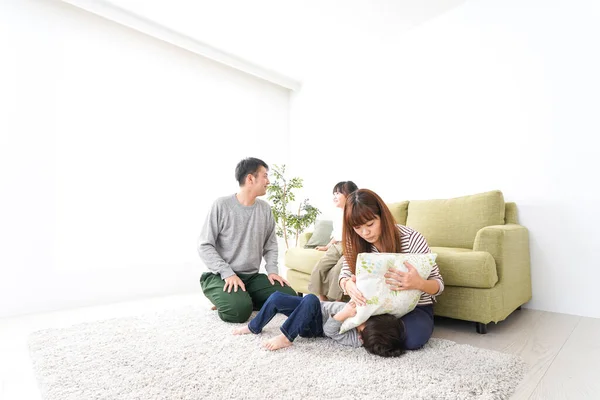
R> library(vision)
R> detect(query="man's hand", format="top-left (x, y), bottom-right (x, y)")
top-left (268, 273), bottom-right (290, 287)
top-left (223, 275), bottom-right (246, 293)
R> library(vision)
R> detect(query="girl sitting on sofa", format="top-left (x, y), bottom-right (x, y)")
top-left (308, 180), bottom-right (358, 301)
top-left (338, 189), bottom-right (445, 350)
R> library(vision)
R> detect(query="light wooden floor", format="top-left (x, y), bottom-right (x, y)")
top-left (433, 308), bottom-right (600, 399)
top-left (1, 293), bottom-right (598, 399)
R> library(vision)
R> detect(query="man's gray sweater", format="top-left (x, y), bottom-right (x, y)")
top-left (198, 194), bottom-right (278, 279)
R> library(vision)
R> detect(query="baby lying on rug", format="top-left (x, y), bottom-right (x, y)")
top-left (232, 291), bottom-right (405, 357)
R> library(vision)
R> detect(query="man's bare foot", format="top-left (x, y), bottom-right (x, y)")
top-left (211, 305), bottom-right (217, 310)
top-left (263, 334), bottom-right (293, 351)
top-left (318, 295), bottom-right (328, 301)
top-left (232, 325), bottom-right (251, 335)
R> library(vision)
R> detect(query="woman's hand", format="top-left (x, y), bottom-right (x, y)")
top-left (344, 276), bottom-right (367, 306)
top-left (385, 261), bottom-right (424, 291)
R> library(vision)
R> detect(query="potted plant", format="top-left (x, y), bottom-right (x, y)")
top-left (267, 164), bottom-right (320, 250)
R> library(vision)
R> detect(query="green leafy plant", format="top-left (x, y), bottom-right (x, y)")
top-left (266, 164), bottom-right (321, 249)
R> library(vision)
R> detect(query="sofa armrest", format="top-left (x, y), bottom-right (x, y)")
top-left (298, 232), bottom-right (313, 248)
top-left (473, 224), bottom-right (532, 300)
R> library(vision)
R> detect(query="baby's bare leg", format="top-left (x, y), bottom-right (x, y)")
top-left (232, 325), bottom-right (252, 335)
top-left (263, 334), bottom-right (293, 351)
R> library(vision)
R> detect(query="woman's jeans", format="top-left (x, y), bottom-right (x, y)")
top-left (400, 304), bottom-right (434, 350)
top-left (248, 292), bottom-right (324, 342)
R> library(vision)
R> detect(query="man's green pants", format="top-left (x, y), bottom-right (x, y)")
top-left (200, 272), bottom-right (298, 323)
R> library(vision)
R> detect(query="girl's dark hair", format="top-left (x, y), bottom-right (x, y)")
top-left (361, 314), bottom-right (406, 358)
top-left (235, 157), bottom-right (268, 186)
top-left (342, 189), bottom-right (401, 274)
top-left (333, 181), bottom-right (358, 196)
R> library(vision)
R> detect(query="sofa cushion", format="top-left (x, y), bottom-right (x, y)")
top-left (431, 246), bottom-right (498, 288)
top-left (285, 247), bottom-right (325, 274)
top-left (298, 232), bottom-right (312, 248)
top-left (406, 190), bottom-right (505, 248)
top-left (304, 220), bottom-right (333, 248)
top-left (387, 201), bottom-right (408, 225)
top-left (340, 252), bottom-right (436, 333)
top-left (387, 201), bottom-right (409, 225)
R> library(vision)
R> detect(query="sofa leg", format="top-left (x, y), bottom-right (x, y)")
top-left (476, 322), bottom-right (488, 334)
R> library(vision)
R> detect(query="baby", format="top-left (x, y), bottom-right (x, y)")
top-left (233, 292), bottom-right (405, 357)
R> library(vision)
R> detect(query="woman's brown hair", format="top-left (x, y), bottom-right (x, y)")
top-left (342, 189), bottom-right (401, 274)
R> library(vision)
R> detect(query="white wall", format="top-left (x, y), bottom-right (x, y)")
top-left (95, 0), bottom-right (600, 319)
top-left (0, 0), bottom-right (290, 318)
top-left (105, 0), bottom-right (467, 83)
top-left (290, 0), bottom-right (600, 318)
top-left (106, 0), bottom-right (467, 221)
top-left (5, 0), bottom-right (594, 319)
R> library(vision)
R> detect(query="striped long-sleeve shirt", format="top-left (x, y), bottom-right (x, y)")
top-left (339, 225), bottom-right (444, 306)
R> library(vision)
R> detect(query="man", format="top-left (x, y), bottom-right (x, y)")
top-left (198, 157), bottom-right (297, 323)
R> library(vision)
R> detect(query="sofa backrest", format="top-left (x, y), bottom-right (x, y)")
top-left (405, 190), bottom-right (506, 249)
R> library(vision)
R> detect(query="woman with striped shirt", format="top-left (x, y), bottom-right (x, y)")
top-left (338, 189), bottom-right (444, 350)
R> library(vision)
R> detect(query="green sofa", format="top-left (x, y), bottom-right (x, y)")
top-left (284, 190), bottom-right (532, 334)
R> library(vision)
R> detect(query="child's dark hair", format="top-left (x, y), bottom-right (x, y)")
top-left (361, 314), bottom-right (406, 357)
top-left (235, 157), bottom-right (268, 186)
top-left (332, 181), bottom-right (358, 196)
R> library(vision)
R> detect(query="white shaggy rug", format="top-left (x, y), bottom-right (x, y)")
top-left (29, 305), bottom-right (527, 400)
